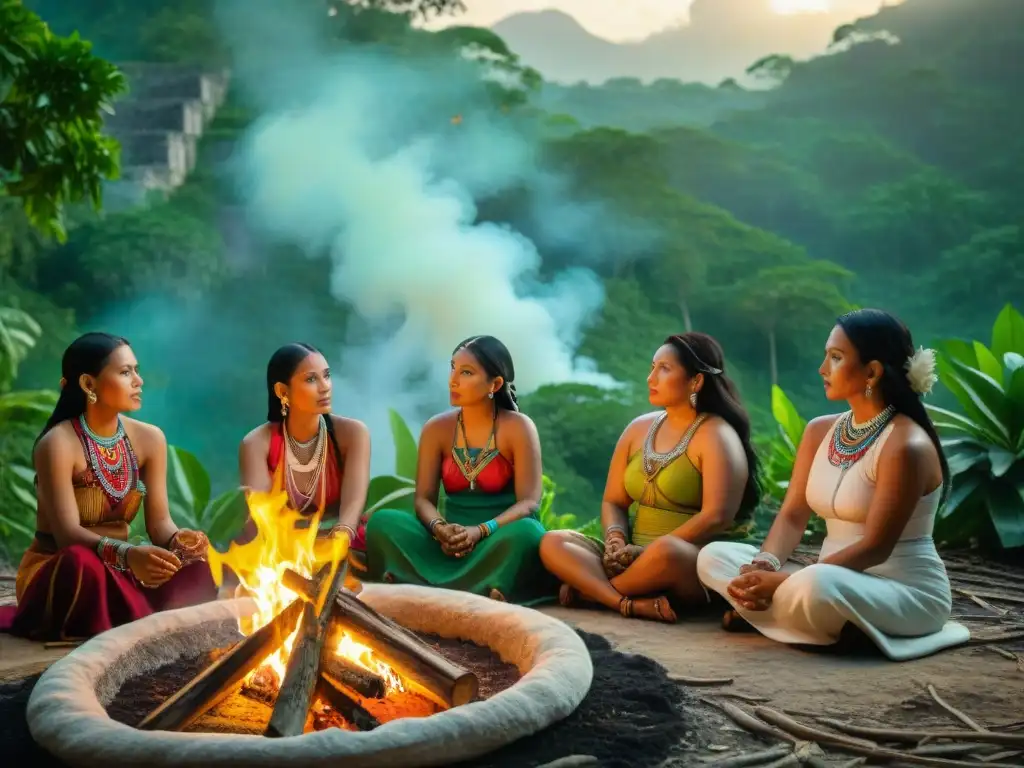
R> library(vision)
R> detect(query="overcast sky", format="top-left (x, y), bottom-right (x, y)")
top-left (423, 0), bottom-right (894, 43)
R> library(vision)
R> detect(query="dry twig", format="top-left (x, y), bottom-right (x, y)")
top-left (954, 588), bottom-right (1024, 606)
top-left (816, 718), bottom-right (1024, 748)
top-left (701, 698), bottom-right (796, 744)
top-left (954, 589), bottom-right (1010, 616)
top-left (926, 683), bottom-right (988, 732)
top-left (706, 745), bottom-right (791, 767)
top-left (668, 673), bottom-right (735, 686)
top-left (756, 708), bottom-right (1022, 768)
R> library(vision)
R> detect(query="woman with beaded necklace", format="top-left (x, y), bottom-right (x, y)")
top-left (0, 333), bottom-right (215, 641)
top-left (697, 309), bottom-right (970, 660)
top-left (237, 343), bottom-right (370, 576)
top-left (363, 335), bottom-right (556, 605)
top-left (539, 333), bottom-right (760, 623)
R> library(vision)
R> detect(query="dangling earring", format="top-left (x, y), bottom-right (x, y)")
top-left (86, 391), bottom-right (98, 405)
top-left (280, 397), bottom-right (289, 417)
top-left (865, 384), bottom-right (873, 398)
top-left (487, 392), bottom-right (494, 400)
top-left (689, 391), bottom-right (698, 408)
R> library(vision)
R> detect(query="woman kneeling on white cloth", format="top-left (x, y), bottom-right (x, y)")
top-left (696, 309), bottom-right (969, 661)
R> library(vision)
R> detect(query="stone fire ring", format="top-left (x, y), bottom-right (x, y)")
top-left (27, 583), bottom-right (594, 767)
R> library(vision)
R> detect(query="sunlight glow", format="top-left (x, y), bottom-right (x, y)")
top-left (770, 0), bottom-right (832, 13)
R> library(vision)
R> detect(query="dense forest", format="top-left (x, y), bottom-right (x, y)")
top-left (2, 0), bottom-right (1022, 561)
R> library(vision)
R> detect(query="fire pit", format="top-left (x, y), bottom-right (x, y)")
top-left (24, 488), bottom-right (592, 766)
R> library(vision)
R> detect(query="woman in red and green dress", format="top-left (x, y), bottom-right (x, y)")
top-left (363, 336), bottom-right (557, 605)
top-left (0, 333), bottom-right (215, 641)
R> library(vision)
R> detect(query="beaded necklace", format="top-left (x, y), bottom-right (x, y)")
top-left (78, 414), bottom-right (139, 503)
top-left (826, 406), bottom-right (895, 512)
top-left (282, 416), bottom-right (328, 514)
top-left (451, 410), bottom-right (499, 491)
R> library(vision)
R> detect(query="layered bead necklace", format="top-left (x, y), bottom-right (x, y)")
top-left (826, 405), bottom-right (895, 510)
top-left (78, 414), bottom-right (139, 503)
top-left (282, 416), bottom-right (328, 514)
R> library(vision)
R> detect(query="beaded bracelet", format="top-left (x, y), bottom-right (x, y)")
top-left (477, 519), bottom-right (499, 538)
top-left (96, 536), bottom-right (131, 572)
top-left (751, 552), bottom-right (783, 572)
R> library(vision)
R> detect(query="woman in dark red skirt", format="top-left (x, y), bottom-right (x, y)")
top-left (0, 333), bottom-right (216, 641)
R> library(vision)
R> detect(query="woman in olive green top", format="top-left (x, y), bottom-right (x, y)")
top-left (539, 333), bottom-right (760, 623)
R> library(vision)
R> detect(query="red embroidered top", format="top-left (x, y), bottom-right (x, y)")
top-left (441, 451), bottom-right (515, 494)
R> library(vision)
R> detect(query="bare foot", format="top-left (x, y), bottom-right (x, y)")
top-left (489, 588), bottom-right (506, 602)
top-left (622, 596), bottom-right (677, 624)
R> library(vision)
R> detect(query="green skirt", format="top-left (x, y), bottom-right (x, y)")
top-left (363, 491), bottom-right (557, 606)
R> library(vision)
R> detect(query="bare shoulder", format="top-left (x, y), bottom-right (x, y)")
top-left (33, 420), bottom-right (77, 464)
top-left (122, 417), bottom-right (166, 451)
top-left (240, 422), bottom-right (273, 450)
top-left (885, 414), bottom-right (936, 462)
top-left (693, 414), bottom-right (741, 448)
top-left (329, 414), bottom-right (370, 444)
top-left (420, 410), bottom-right (457, 444)
top-left (497, 409), bottom-right (538, 437)
top-left (805, 414), bottom-right (841, 443)
top-left (625, 410), bottom-right (660, 437)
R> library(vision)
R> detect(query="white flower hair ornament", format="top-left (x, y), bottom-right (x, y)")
top-left (905, 346), bottom-right (938, 396)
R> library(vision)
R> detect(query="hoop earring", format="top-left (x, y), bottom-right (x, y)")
top-left (280, 397), bottom-right (289, 417)
top-left (86, 391), bottom-right (98, 405)
top-left (689, 392), bottom-right (698, 408)
top-left (865, 384), bottom-right (873, 398)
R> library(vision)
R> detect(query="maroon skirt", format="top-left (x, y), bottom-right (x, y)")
top-left (0, 543), bottom-right (217, 642)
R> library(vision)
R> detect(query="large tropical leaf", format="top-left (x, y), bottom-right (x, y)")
top-left (387, 409), bottom-right (418, 481)
top-left (939, 357), bottom-right (1011, 446)
top-left (771, 385), bottom-right (805, 451)
top-left (364, 474), bottom-right (415, 515)
top-left (986, 477), bottom-right (1024, 549)
top-left (991, 303), bottom-right (1024, 361)
top-left (202, 488), bottom-right (248, 547)
top-left (166, 446), bottom-right (212, 530)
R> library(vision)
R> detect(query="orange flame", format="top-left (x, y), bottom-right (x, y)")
top-left (206, 484), bottom-right (398, 689)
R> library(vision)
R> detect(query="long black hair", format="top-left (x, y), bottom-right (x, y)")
top-left (665, 332), bottom-right (762, 518)
top-left (266, 342), bottom-right (319, 423)
top-left (836, 308), bottom-right (950, 502)
top-left (452, 335), bottom-right (519, 412)
top-left (36, 332), bottom-right (130, 444)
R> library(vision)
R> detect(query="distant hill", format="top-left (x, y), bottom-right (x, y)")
top-left (492, 2), bottom-right (885, 85)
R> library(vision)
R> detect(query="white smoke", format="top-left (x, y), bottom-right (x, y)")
top-left (226, 8), bottom-right (626, 472)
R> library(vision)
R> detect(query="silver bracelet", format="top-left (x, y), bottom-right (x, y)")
top-left (427, 518), bottom-right (445, 538)
top-left (751, 552), bottom-right (782, 572)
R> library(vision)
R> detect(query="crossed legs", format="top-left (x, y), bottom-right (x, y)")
top-left (539, 531), bottom-right (709, 623)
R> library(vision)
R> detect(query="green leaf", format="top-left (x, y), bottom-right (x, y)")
top-left (1004, 352), bottom-right (1024, 374)
top-left (202, 488), bottom-right (247, 547)
top-left (166, 446), bottom-right (211, 529)
top-left (945, 444), bottom-right (988, 476)
top-left (388, 409), bottom-right (418, 481)
top-left (938, 338), bottom-right (978, 369)
top-left (771, 385), bottom-right (805, 451)
top-left (926, 404), bottom-right (987, 439)
top-left (366, 486), bottom-right (416, 516)
top-left (991, 304), bottom-right (1024, 361)
top-left (943, 358), bottom-right (1012, 446)
top-left (940, 472), bottom-right (982, 520)
top-left (365, 474), bottom-right (415, 513)
top-left (986, 480), bottom-right (1024, 549)
top-left (973, 342), bottom-right (1004, 388)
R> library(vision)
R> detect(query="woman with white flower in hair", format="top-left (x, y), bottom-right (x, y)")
top-left (697, 309), bottom-right (970, 660)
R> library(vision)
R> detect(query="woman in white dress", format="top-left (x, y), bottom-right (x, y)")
top-left (696, 309), bottom-right (970, 660)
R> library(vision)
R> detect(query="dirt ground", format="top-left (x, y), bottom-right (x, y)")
top-left (2, 551), bottom-right (1022, 766)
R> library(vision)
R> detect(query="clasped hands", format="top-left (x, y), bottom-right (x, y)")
top-left (602, 530), bottom-right (643, 578)
top-left (129, 529), bottom-right (209, 588)
top-left (434, 522), bottom-right (481, 558)
top-left (726, 560), bottom-right (789, 611)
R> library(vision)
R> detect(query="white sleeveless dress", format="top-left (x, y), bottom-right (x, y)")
top-left (696, 422), bottom-right (970, 661)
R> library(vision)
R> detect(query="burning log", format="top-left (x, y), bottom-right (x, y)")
top-left (265, 561), bottom-right (350, 738)
top-left (331, 589), bottom-right (479, 708)
top-left (321, 654), bottom-right (386, 699)
top-left (282, 568), bottom-right (479, 708)
top-left (315, 674), bottom-right (381, 731)
top-left (137, 597), bottom-right (305, 731)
